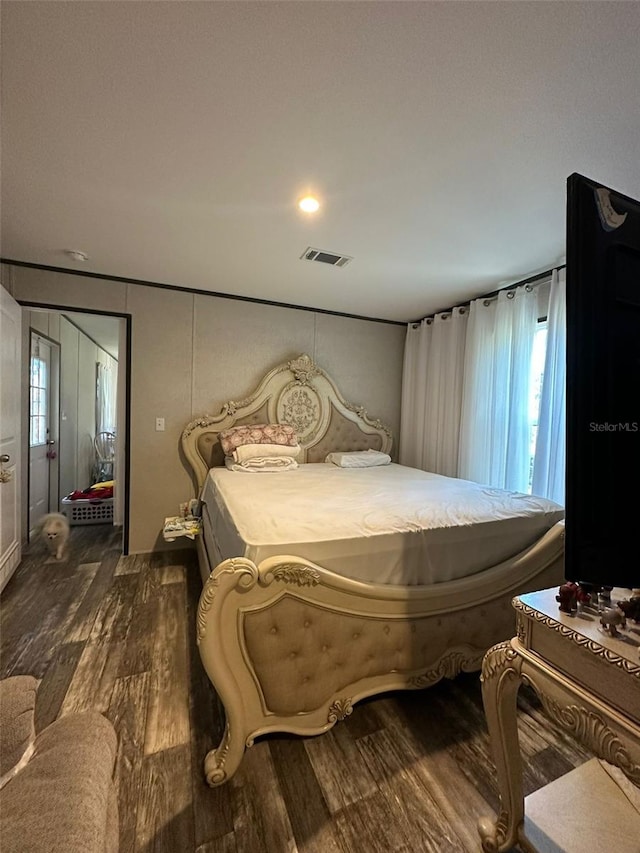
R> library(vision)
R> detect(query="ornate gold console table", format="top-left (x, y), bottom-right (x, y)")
top-left (478, 587), bottom-right (640, 853)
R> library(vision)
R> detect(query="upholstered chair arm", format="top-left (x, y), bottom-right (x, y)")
top-left (0, 675), bottom-right (38, 788)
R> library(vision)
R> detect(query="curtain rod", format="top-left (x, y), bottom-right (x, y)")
top-left (410, 264), bottom-right (565, 326)
top-left (481, 264), bottom-right (565, 301)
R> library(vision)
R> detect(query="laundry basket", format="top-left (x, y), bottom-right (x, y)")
top-left (61, 497), bottom-right (114, 525)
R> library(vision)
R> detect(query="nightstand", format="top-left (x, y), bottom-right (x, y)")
top-left (478, 587), bottom-right (640, 853)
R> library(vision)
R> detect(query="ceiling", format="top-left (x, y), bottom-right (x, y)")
top-left (2, 1), bottom-right (639, 323)
top-left (63, 312), bottom-right (120, 361)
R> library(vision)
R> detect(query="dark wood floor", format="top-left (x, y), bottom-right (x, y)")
top-left (0, 525), bottom-right (591, 853)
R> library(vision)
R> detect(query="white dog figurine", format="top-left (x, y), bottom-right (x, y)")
top-left (39, 512), bottom-right (70, 561)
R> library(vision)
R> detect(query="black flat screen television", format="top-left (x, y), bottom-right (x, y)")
top-left (565, 173), bottom-right (640, 592)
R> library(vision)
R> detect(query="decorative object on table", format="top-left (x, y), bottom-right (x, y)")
top-left (617, 596), bottom-right (640, 623)
top-left (599, 605), bottom-right (627, 637)
top-left (556, 581), bottom-right (579, 613)
top-left (576, 583), bottom-right (592, 611)
top-left (597, 586), bottom-right (613, 610)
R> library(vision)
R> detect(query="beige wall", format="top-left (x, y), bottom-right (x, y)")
top-left (3, 264), bottom-right (406, 554)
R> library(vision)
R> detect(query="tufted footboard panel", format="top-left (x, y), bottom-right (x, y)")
top-left (242, 594), bottom-right (513, 714)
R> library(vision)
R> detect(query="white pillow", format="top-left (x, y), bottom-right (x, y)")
top-left (325, 449), bottom-right (391, 468)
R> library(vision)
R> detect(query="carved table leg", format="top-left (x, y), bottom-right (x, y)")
top-left (477, 641), bottom-right (526, 853)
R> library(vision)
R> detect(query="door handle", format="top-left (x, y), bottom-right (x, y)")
top-left (0, 454), bottom-right (10, 463)
top-left (46, 439), bottom-right (56, 445)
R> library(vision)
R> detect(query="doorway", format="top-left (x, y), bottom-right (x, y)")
top-left (23, 307), bottom-right (129, 554)
top-left (28, 331), bottom-right (60, 535)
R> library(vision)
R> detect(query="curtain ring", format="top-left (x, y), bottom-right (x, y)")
top-left (483, 299), bottom-right (491, 307)
top-left (426, 318), bottom-right (433, 325)
top-left (525, 284), bottom-right (533, 292)
top-left (442, 313), bottom-right (450, 320)
top-left (459, 307), bottom-right (466, 315)
top-left (507, 290), bottom-right (515, 299)
top-left (412, 323), bottom-right (420, 329)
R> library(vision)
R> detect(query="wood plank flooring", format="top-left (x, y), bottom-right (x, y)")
top-left (0, 526), bottom-right (592, 853)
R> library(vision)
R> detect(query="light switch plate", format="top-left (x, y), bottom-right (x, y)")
top-left (155, 417), bottom-right (165, 431)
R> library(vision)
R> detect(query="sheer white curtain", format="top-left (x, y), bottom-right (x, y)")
top-left (532, 268), bottom-right (566, 504)
top-left (399, 307), bottom-right (468, 476)
top-left (458, 285), bottom-right (539, 491)
top-left (96, 360), bottom-right (117, 434)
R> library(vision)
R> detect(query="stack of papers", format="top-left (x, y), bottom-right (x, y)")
top-left (163, 516), bottom-right (202, 540)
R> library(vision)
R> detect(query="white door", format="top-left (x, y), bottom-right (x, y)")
top-left (29, 334), bottom-right (54, 534)
top-left (0, 285), bottom-right (22, 593)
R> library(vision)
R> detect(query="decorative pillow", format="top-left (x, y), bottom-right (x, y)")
top-left (218, 423), bottom-right (297, 455)
top-left (232, 443), bottom-right (301, 464)
top-left (325, 449), bottom-right (392, 468)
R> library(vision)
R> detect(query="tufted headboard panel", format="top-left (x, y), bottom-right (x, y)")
top-left (182, 354), bottom-right (393, 492)
top-left (305, 402), bottom-right (384, 462)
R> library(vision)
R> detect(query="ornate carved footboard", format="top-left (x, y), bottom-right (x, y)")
top-left (196, 522), bottom-right (565, 786)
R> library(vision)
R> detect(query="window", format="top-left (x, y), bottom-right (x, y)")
top-left (527, 321), bottom-right (548, 492)
top-left (29, 354), bottom-right (48, 447)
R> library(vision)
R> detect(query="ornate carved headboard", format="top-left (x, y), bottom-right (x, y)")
top-left (182, 354), bottom-right (393, 492)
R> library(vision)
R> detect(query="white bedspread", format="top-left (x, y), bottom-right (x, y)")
top-left (200, 463), bottom-right (564, 585)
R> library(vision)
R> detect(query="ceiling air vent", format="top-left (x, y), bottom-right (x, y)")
top-left (300, 247), bottom-right (352, 268)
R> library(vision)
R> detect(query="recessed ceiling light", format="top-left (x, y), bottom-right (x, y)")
top-left (64, 249), bottom-right (89, 262)
top-left (298, 196), bottom-right (320, 214)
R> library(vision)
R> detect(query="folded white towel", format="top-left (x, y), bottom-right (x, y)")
top-left (225, 456), bottom-right (299, 473)
top-left (325, 449), bottom-right (391, 468)
top-left (233, 443), bottom-right (301, 464)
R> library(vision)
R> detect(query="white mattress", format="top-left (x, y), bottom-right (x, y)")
top-left (199, 463), bottom-right (564, 586)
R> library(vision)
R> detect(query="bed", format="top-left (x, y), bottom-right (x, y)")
top-left (182, 353), bottom-right (565, 786)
